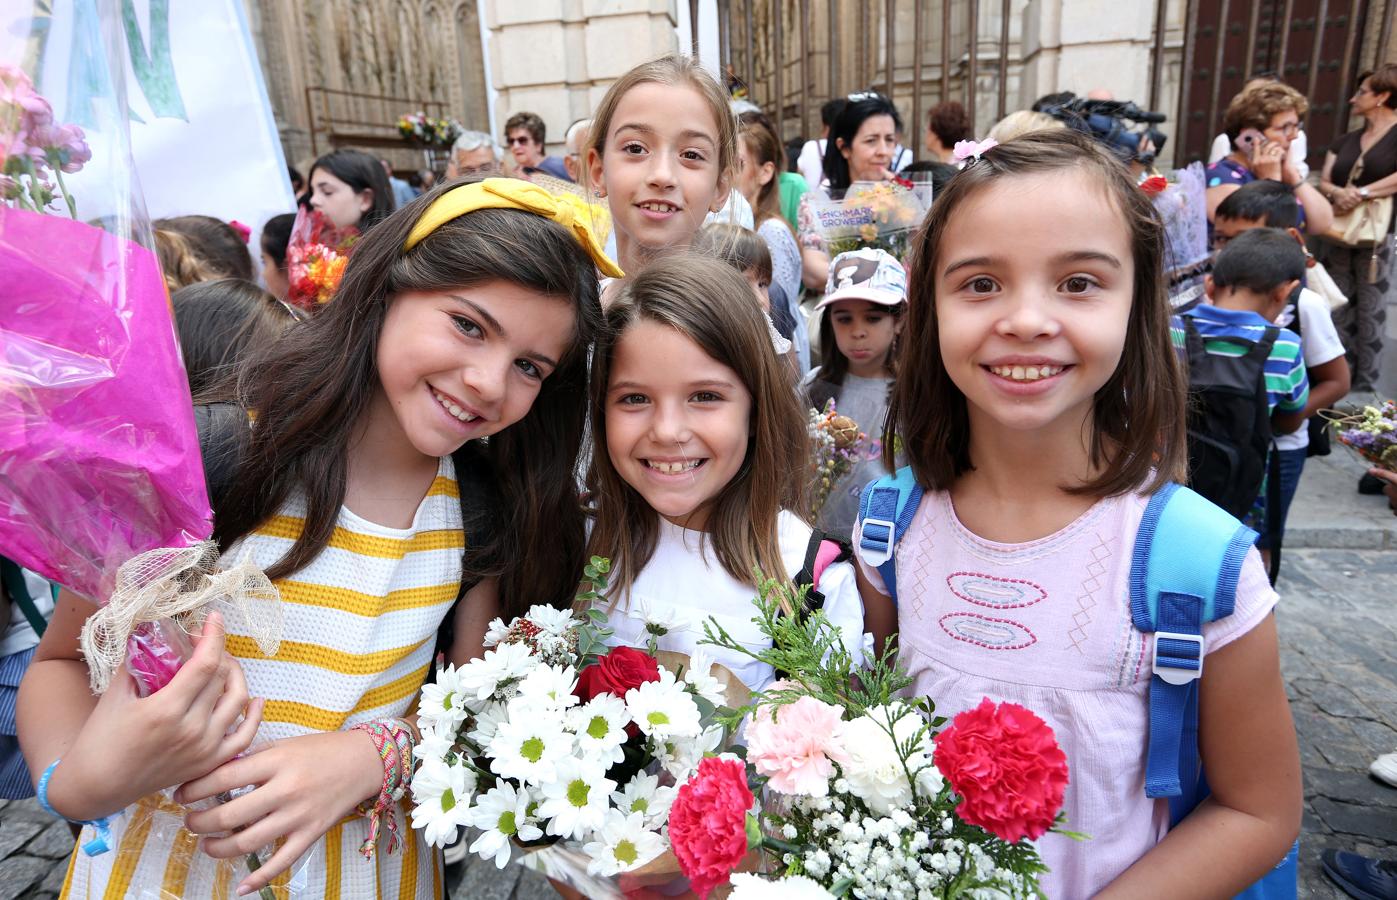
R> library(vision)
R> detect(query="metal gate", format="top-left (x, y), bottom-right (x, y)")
top-left (718, 0), bottom-right (1397, 169)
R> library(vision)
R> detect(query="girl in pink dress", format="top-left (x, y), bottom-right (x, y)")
top-left (856, 130), bottom-right (1301, 897)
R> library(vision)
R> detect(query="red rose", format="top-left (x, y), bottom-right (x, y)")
top-left (668, 756), bottom-right (753, 899)
top-left (933, 697), bottom-right (1069, 843)
top-left (576, 645), bottom-right (660, 702)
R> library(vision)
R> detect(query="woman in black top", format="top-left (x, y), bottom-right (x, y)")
top-left (1318, 64), bottom-right (1397, 392)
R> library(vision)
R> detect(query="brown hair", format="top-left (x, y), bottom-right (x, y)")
top-left (505, 111), bottom-right (546, 145)
top-left (888, 129), bottom-right (1186, 497)
top-left (1360, 65), bottom-right (1397, 109)
top-left (691, 222), bottom-right (773, 285)
top-left (211, 177), bottom-right (603, 614)
top-left (173, 278), bottom-right (296, 396)
top-left (927, 101), bottom-right (972, 149)
top-left (154, 228), bottom-right (223, 292)
top-left (585, 254), bottom-right (807, 602)
top-left (588, 54), bottom-right (737, 190)
top-left (1222, 82), bottom-right (1309, 140)
top-left (155, 215), bottom-right (255, 281)
top-left (736, 111), bottom-right (788, 231)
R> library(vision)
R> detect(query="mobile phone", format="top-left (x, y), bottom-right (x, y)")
top-left (1235, 128), bottom-right (1265, 154)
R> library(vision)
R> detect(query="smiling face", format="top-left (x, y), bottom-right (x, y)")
top-left (309, 168), bottom-right (371, 230)
top-left (839, 113), bottom-right (898, 182)
top-left (588, 82), bottom-right (729, 269)
top-left (934, 169), bottom-right (1134, 442)
top-left (828, 299), bottom-right (901, 378)
top-left (604, 319), bottom-right (752, 531)
top-left (374, 280), bottom-right (575, 460)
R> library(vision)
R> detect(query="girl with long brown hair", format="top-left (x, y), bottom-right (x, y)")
top-left (855, 130), bottom-right (1299, 897)
top-left (585, 254), bottom-right (865, 693)
top-left (19, 177), bottom-right (612, 898)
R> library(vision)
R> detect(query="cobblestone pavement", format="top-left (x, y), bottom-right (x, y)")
top-left (2, 547), bottom-right (1392, 899)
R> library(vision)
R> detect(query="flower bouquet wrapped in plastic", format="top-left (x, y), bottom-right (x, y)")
top-left (409, 558), bottom-right (750, 899)
top-left (1324, 400), bottom-right (1397, 472)
top-left (684, 577), bottom-right (1079, 898)
top-left (807, 180), bottom-right (930, 262)
top-left (0, 9), bottom-right (283, 890)
top-left (285, 206), bottom-right (358, 310)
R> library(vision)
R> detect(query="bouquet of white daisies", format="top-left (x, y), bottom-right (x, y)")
top-left (409, 557), bottom-right (746, 882)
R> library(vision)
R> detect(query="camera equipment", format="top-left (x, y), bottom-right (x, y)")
top-left (1032, 93), bottom-right (1169, 165)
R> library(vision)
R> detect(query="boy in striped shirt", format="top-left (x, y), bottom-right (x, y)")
top-left (1171, 228), bottom-right (1310, 569)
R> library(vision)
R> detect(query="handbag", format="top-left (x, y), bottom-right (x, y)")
top-left (1307, 259), bottom-right (1348, 310)
top-left (1325, 152), bottom-right (1394, 247)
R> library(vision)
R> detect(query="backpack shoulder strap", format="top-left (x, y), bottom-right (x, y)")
top-left (792, 530), bottom-right (851, 617)
top-left (1130, 482), bottom-right (1257, 822)
top-left (855, 465), bottom-right (924, 606)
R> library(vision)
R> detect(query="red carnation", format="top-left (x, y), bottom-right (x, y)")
top-left (576, 645), bottom-right (660, 702)
top-left (1140, 175), bottom-right (1169, 196)
top-left (667, 756), bottom-right (753, 898)
top-left (933, 697), bottom-right (1069, 843)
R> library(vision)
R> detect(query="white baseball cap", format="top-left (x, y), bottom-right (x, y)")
top-left (815, 248), bottom-right (908, 310)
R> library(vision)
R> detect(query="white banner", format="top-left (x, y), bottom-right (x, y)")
top-left (8, 0), bottom-right (293, 277)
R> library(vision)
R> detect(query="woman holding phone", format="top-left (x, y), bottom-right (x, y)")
top-left (1206, 81), bottom-right (1333, 235)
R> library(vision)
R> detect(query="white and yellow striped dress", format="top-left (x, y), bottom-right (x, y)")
top-left (61, 456), bottom-right (464, 900)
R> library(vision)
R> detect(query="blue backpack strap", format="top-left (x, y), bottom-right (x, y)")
top-left (1130, 482), bottom-right (1257, 823)
top-left (855, 466), bottom-right (924, 606)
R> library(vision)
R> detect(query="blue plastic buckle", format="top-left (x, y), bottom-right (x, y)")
top-left (1152, 631), bottom-right (1205, 686)
top-left (858, 517), bottom-right (896, 567)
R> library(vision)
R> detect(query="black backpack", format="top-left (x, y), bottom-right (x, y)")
top-left (1181, 318), bottom-right (1284, 581)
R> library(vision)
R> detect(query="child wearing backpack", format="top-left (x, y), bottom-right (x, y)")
top-left (17, 178), bottom-right (610, 898)
top-left (1213, 182), bottom-right (1352, 568)
top-left (585, 254), bottom-right (865, 694)
top-left (802, 248), bottom-right (906, 541)
top-left (1174, 228), bottom-right (1311, 575)
top-left (855, 131), bottom-right (1300, 898)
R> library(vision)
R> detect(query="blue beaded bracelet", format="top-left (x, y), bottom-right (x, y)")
top-left (37, 758), bottom-right (112, 856)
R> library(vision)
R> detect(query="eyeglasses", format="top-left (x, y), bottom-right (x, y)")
top-left (506, 135), bottom-right (534, 146)
top-left (1271, 122), bottom-right (1301, 137)
top-left (847, 91), bottom-right (886, 103)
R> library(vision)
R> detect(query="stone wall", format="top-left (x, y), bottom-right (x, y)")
top-left (482, 0), bottom-right (680, 158)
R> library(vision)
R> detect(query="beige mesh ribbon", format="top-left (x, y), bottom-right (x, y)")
top-left (79, 541), bottom-right (283, 694)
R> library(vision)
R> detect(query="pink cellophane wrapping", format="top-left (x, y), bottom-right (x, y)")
top-left (0, 206), bottom-right (212, 602)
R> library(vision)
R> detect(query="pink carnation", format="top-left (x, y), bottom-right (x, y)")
top-left (933, 697), bottom-right (1069, 843)
top-left (744, 695), bottom-right (849, 797)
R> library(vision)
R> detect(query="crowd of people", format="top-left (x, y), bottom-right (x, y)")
top-left (3, 49), bottom-right (1397, 900)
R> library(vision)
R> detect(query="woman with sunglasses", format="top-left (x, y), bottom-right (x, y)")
top-left (1205, 81), bottom-right (1333, 237)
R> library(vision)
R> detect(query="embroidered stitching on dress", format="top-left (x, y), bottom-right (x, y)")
top-left (946, 571), bottom-right (1048, 609)
top-left (938, 612), bottom-right (1037, 650)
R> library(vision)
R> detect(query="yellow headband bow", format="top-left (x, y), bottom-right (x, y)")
top-left (403, 177), bottom-right (624, 278)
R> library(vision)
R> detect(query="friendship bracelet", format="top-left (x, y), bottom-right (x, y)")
top-left (36, 758), bottom-right (113, 856)
top-left (350, 719), bottom-right (416, 860)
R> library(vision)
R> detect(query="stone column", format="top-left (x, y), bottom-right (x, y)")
top-left (484, 0), bottom-right (679, 157)
top-left (1019, 0), bottom-right (1156, 112)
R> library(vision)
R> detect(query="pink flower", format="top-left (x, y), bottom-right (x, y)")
top-left (668, 756), bottom-right (754, 899)
top-left (744, 695), bottom-right (849, 797)
top-left (952, 138), bottom-right (999, 163)
top-left (933, 697), bottom-right (1069, 843)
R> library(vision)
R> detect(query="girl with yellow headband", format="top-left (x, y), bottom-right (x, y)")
top-left (21, 177), bottom-right (614, 899)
